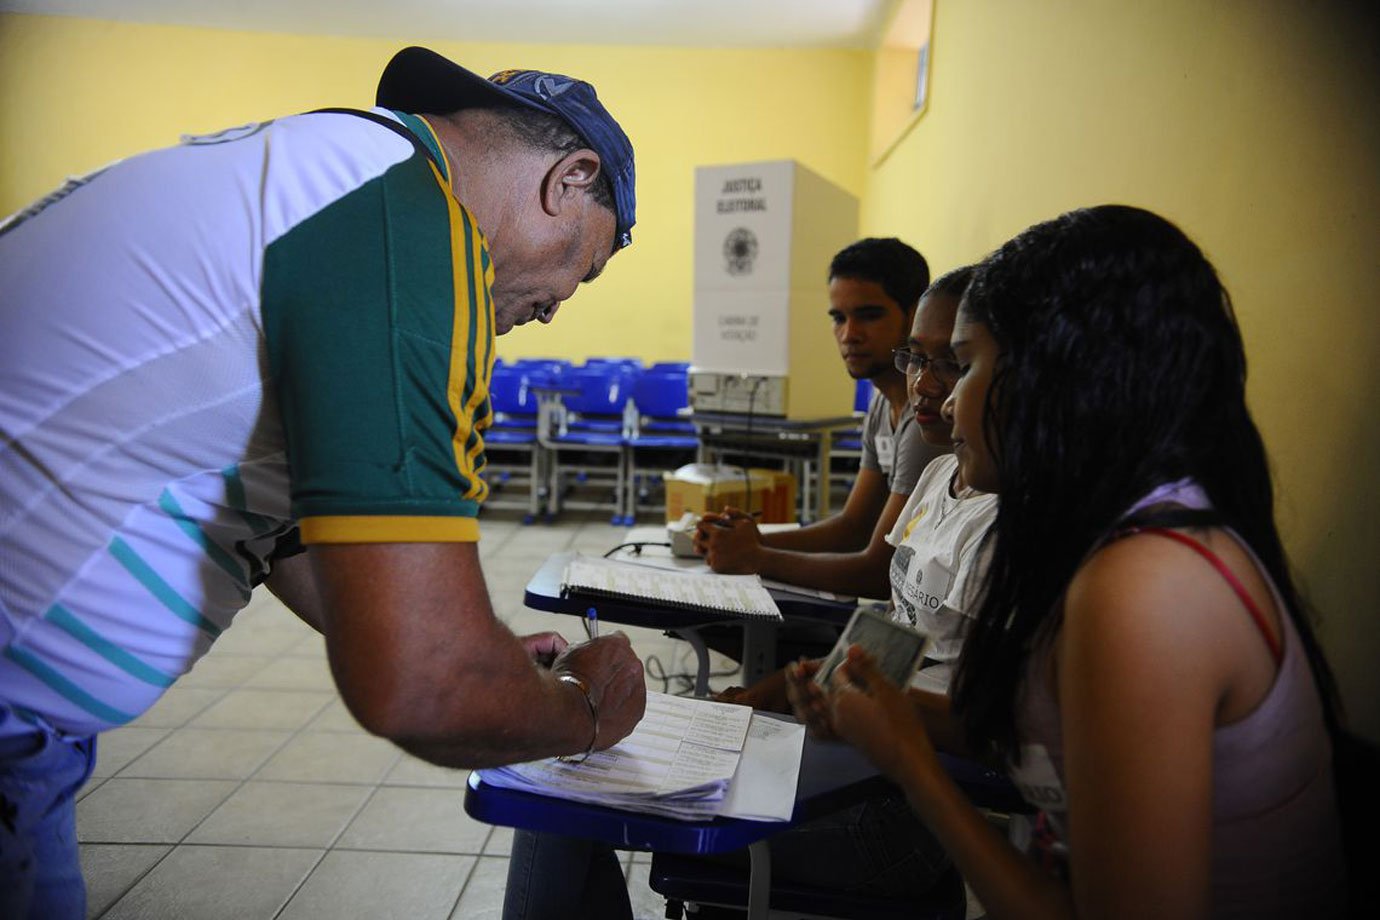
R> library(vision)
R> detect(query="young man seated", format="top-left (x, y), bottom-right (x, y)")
top-left (694, 237), bottom-right (945, 598)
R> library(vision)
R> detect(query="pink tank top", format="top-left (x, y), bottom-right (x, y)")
top-left (1007, 480), bottom-right (1346, 917)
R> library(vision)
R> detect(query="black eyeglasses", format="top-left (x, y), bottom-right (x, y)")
top-left (892, 347), bottom-right (960, 383)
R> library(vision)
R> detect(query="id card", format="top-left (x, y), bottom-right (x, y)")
top-left (815, 606), bottom-right (928, 689)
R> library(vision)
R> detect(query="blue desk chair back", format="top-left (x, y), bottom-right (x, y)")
top-left (564, 363), bottom-right (638, 431)
top-left (631, 369), bottom-right (695, 433)
top-left (650, 359), bottom-right (692, 373)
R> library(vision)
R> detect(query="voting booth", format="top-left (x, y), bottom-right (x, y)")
top-left (690, 160), bottom-right (860, 420)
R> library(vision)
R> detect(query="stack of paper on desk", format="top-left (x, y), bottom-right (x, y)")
top-left (602, 534), bottom-right (857, 604)
top-left (479, 691), bottom-right (804, 822)
top-left (561, 555), bottom-right (783, 620)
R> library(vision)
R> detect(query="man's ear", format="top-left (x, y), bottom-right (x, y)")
top-left (540, 149), bottom-right (603, 217)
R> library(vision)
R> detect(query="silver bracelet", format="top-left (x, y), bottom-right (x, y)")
top-left (556, 672), bottom-right (599, 763)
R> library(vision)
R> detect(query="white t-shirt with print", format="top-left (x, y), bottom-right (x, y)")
top-left (885, 454), bottom-right (998, 692)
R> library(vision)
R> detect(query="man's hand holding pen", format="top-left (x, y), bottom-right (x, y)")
top-left (552, 631), bottom-right (646, 753)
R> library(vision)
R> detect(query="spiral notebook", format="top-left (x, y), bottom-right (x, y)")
top-left (560, 555), bottom-right (782, 620)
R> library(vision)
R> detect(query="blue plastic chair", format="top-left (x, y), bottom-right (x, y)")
top-left (581, 357), bottom-right (644, 374)
top-left (482, 363), bottom-right (559, 522)
top-left (540, 363), bottom-right (638, 524)
top-left (650, 360), bottom-right (691, 374)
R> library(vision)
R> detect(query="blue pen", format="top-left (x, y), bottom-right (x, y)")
top-left (585, 606), bottom-right (599, 640)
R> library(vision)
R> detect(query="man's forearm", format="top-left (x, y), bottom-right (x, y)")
top-left (308, 542), bottom-right (644, 770)
top-left (389, 666), bottom-right (598, 768)
top-left (324, 621), bottom-right (586, 764)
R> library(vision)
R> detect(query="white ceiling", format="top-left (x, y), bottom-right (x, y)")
top-left (1, 0), bottom-right (893, 48)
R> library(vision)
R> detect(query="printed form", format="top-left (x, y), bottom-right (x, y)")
top-left (479, 690), bottom-right (803, 821)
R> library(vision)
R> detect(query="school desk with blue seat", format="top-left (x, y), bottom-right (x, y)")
top-left (523, 548), bottom-right (854, 692)
top-left (465, 721), bottom-right (1026, 920)
top-left (537, 361), bottom-right (640, 524)
top-left (484, 359), bottom-right (569, 522)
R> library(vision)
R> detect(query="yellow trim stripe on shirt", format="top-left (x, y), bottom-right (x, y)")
top-left (421, 157), bottom-right (492, 506)
top-left (300, 515), bottom-right (480, 544)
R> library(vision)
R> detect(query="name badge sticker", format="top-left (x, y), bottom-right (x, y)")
top-left (876, 434), bottom-right (896, 472)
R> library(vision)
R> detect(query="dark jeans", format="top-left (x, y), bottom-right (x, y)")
top-left (700, 792), bottom-right (950, 898)
top-left (503, 828), bottom-right (633, 920)
top-left (501, 791), bottom-right (949, 918)
top-left (0, 717), bottom-right (98, 920)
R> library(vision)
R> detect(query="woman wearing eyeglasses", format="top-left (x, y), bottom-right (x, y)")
top-left (778, 265), bottom-right (998, 708)
top-left (712, 265), bottom-right (1002, 900)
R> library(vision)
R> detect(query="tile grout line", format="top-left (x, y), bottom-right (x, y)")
top-left (90, 676), bottom-right (245, 918)
top-left (88, 512), bottom-right (640, 917)
top-left (442, 826), bottom-right (495, 917)
top-left (91, 656), bottom-right (321, 916)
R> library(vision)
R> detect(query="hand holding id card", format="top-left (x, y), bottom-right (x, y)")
top-left (815, 606), bottom-right (928, 689)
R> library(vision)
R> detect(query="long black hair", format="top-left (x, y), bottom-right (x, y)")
top-left (950, 205), bottom-right (1341, 759)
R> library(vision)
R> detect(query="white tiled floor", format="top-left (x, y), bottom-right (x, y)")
top-left (76, 511), bottom-right (715, 919)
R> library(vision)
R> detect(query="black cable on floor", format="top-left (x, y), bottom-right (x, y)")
top-left (643, 652), bottom-right (741, 697)
top-left (601, 541), bottom-right (672, 558)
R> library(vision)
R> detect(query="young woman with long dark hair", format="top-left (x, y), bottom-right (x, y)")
top-left (823, 205), bottom-right (1347, 918)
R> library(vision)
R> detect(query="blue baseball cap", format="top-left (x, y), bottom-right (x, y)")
top-left (376, 46), bottom-right (635, 251)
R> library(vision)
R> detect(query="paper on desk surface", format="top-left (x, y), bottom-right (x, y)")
top-left (478, 692), bottom-right (808, 823)
top-left (720, 714), bottom-right (806, 822)
top-left (479, 691), bottom-right (756, 820)
top-left (564, 556), bottom-right (781, 619)
top-left (609, 535), bottom-right (855, 604)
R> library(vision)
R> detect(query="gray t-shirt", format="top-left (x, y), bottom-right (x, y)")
top-left (859, 389), bottom-right (944, 496)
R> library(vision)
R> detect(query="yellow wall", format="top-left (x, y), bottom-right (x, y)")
top-left (3, 7), bottom-right (1377, 738)
top-left (0, 13), bottom-right (870, 362)
top-left (864, 0), bottom-right (1380, 738)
